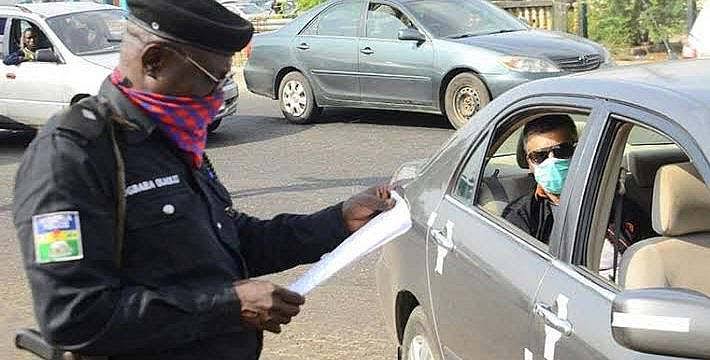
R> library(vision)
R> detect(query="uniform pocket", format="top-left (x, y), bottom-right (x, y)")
top-left (126, 190), bottom-right (191, 231)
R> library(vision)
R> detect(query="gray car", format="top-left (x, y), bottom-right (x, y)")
top-left (244, 0), bottom-right (611, 128)
top-left (376, 59), bottom-right (710, 360)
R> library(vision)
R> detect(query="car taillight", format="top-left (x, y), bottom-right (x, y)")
top-left (682, 44), bottom-right (698, 59)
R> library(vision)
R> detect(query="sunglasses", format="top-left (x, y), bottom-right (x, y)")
top-left (527, 141), bottom-right (577, 165)
top-left (163, 45), bottom-right (233, 92)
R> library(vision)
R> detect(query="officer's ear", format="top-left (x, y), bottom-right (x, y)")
top-left (141, 44), bottom-right (167, 79)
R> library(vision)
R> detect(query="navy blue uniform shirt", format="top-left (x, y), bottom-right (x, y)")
top-left (13, 79), bottom-right (349, 359)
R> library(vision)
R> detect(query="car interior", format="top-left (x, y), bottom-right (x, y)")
top-left (474, 114), bottom-right (709, 297)
top-left (8, 19), bottom-right (53, 59)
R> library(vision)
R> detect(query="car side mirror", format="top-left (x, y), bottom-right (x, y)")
top-left (398, 28), bottom-right (426, 42)
top-left (612, 288), bottom-right (710, 359)
top-left (35, 49), bottom-right (58, 63)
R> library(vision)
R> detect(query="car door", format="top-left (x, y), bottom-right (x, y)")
top-left (426, 99), bottom-right (601, 360)
top-left (359, 2), bottom-right (434, 106)
top-left (292, 0), bottom-right (362, 102)
top-left (530, 102), bottom-right (710, 360)
top-left (0, 18), bottom-right (70, 126)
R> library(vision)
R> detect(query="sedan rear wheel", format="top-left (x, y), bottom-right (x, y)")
top-left (278, 71), bottom-right (321, 124)
top-left (402, 307), bottom-right (442, 360)
top-left (443, 72), bottom-right (491, 129)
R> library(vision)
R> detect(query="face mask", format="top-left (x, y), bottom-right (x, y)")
top-left (533, 157), bottom-right (571, 195)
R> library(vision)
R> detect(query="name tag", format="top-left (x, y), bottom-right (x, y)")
top-left (126, 175), bottom-right (181, 197)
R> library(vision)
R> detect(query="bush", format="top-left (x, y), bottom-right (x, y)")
top-left (297, 0), bottom-right (324, 10)
top-left (588, 0), bottom-right (689, 47)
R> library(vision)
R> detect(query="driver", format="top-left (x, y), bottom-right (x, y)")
top-left (4, 28), bottom-right (39, 65)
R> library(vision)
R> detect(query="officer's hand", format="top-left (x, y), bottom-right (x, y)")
top-left (342, 184), bottom-right (396, 233)
top-left (233, 280), bottom-right (305, 334)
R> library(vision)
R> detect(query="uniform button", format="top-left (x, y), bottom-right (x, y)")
top-left (217, 222), bottom-right (223, 230)
top-left (162, 204), bottom-right (176, 215)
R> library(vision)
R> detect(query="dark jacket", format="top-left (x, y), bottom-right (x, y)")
top-left (502, 193), bottom-right (555, 244)
top-left (13, 79), bottom-right (349, 359)
top-left (4, 49), bottom-right (31, 65)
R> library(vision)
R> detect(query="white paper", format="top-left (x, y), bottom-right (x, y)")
top-left (288, 192), bottom-right (412, 295)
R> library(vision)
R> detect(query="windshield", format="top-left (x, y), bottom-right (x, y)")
top-left (46, 10), bottom-right (127, 56)
top-left (239, 3), bottom-right (264, 14)
top-left (404, 0), bottom-right (527, 39)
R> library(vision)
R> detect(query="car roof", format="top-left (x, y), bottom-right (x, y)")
top-left (4, 2), bottom-right (118, 19)
top-left (510, 60), bottom-right (710, 133)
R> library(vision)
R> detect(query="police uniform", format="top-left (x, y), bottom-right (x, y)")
top-left (13, 1), bottom-right (350, 359)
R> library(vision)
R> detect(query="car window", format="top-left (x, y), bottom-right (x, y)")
top-left (46, 10), bottom-right (126, 56)
top-left (9, 19), bottom-right (53, 57)
top-left (302, 2), bottom-right (360, 37)
top-left (366, 3), bottom-right (415, 39)
top-left (403, 0), bottom-right (526, 39)
top-left (577, 117), bottom-right (701, 291)
top-left (0, 18), bottom-right (7, 36)
top-left (453, 110), bottom-right (590, 251)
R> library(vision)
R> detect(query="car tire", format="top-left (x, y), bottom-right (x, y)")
top-left (207, 118), bottom-right (222, 133)
top-left (443, 72), bottom-right (490, 129)
top-left (278, 71), bottom-right (321, 124)
top-left (402, 307), bottom-right (442, 360)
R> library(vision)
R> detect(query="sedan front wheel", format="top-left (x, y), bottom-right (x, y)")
top-left (278, 71), bottom-right (321, 124)
top-left (443, 72), bottom-right (491, 129)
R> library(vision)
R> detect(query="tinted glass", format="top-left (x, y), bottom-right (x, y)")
top-left (46, 10), bottom-right (126, 55)
top-left (0, 18), bottom-right (6, 36)
top-left (307, 2), bottom-right (360, 37)
top-left (366, 3), bottom-right (414, 39)
top-left (627, 127), bottom-right (673, 145)
top-left (404, 0), bottom-right (526, 39)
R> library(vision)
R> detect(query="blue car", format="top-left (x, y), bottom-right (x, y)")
top-left (244, 0), bottom-right (612, 128)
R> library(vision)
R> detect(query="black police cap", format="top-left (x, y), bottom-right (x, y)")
top-left (127, 0), bottom-right (254, 55)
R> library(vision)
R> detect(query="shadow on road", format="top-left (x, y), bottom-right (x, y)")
top-left (230, 176), bottom-right (390, 199)
top-left (316, 108), bottom-right (452, 129)
top-left (0, 130), bottom-right (35, 166)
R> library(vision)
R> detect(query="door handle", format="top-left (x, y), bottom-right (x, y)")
top-left (296, 43), bottom-right (310, 50)
top-left (430, 228), bottom-right (454, 251)
top-left (534, 303), bottom-right (573, 336)
top-left (360, 47), bottom-right (374, 55)
top-left (6, 72), bottom-right (16, 79)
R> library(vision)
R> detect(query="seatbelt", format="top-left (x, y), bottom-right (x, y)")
top-left (611, 168), bottom-right (628, 283)
top-left (482, 169), bottom-right (508, 204)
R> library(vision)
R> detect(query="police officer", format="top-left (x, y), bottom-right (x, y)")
top-left (12, 1), bottom-right (394, 359)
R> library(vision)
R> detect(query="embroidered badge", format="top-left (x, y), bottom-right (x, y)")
top-left (32, 211), bottom-right (84, 264)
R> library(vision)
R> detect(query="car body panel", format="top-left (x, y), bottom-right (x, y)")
top-left (244, 0), bottom-right (610, 118)
top-left (376, 59), bottom-right (710, 359)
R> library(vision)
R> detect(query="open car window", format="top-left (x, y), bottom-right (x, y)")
top-left (452, 108), bottom-right (590, 251)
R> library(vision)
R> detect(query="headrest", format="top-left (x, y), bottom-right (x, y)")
top-left (516, 132), bottom-right (528, 169)
top-left (652, 162), bottom-right (710, 236)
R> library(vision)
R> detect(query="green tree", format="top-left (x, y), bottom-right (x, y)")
top-left (588, 0), bottom-right (688, 47)
top-left (297, 0), bottom-right (324, 11)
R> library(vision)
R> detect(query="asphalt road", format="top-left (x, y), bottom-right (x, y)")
top-left (0, 89), bottom-right (454, 359)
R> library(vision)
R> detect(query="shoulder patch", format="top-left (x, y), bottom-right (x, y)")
top-left (32, 211), bottom-right (84, 264)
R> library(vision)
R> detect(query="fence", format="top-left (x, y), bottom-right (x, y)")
top-left (250, 0), bottom-right (571, 33)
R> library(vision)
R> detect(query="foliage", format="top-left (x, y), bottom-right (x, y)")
top-left (588, 0), bottom-right (689, 47)
top-left (297, 0), bottom-right (324, 11)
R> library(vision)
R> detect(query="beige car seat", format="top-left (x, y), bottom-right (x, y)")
top-left (619, 162), bottom-right (710, 296)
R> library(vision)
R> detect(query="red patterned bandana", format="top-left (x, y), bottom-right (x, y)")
top-left (111, 69), bottom-right (224, 168)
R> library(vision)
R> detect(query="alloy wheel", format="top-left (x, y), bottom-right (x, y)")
top-left (282, 80), bottom-right (307, 117)
top-left (409, 335), bottom-right (435, 360)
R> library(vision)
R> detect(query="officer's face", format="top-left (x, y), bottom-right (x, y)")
top-left (155, 44), bottom-right (233, 98)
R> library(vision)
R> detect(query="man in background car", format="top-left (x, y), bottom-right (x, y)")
top-left (4, 28), bottom-right (39, 65)
top-left (502, 115), bottom-right (578, 243)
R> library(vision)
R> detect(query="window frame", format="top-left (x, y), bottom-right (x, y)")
top-left (7, 16), bottom-right (63, 63)
top-left (446, 96), bottom-right (604, 257)
top-left (298, 0), bottom-right (363, 38)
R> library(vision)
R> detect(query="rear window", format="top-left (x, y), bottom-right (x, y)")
top-left (0, 18), bottom-right (6, 35)
top-left (627, 127), bottom-right (673, 145)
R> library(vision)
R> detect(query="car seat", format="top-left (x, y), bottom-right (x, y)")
top-left (619, 162), bottom-right (710, 297)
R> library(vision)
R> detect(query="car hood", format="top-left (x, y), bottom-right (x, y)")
top-left (449, 29), bottom-right (602, 59)
top-left (81, 52), bottom-right (120, 70)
